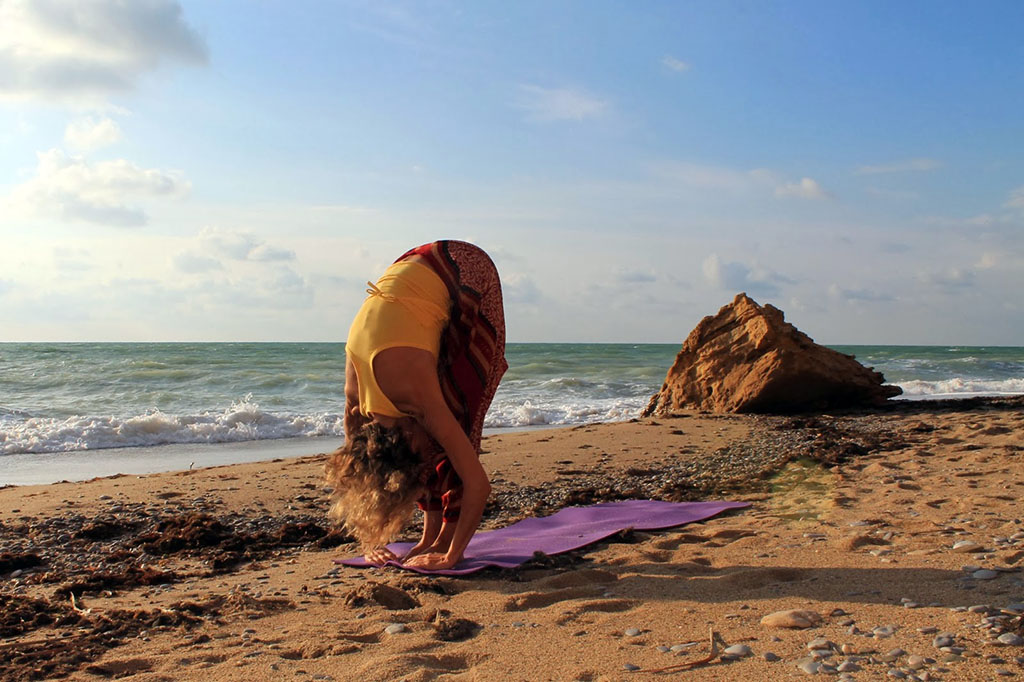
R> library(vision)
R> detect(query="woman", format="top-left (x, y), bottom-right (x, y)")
top-left (326, 241), bottom-right (507, 571)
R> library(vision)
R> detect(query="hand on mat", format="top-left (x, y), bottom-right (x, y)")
top-left (364, 546), bottom-right (398, 565)
top-left (401, 552), bottom-right (457, 570)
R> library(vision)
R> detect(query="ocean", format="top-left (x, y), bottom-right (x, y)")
top-left (1, 343), bottom-right (1022, 484)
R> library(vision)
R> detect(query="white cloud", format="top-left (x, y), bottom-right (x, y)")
top-left (775, 177), bottom-right (831, 200)
top-left (502, 272), bottom-right (543, 305)
top-left (702, 254), bottom-right (793, 299)
top-left (1005, 185), bottom-right (1024, 211)
top-left (0, 0), bottom-right (207, 105)
top-left (4, 148), bottom-right (189, 227)
top-left (865, 186), bottom-right (919, 200)
top-left (855, 158), bottom-right (943, 175)
top-left (656, 162), bottom-right (772, 191)
top-left (192, 266), bottom-right (315, 310)
top-left (614, 267), bottom-right (657, 284)
top-left (827, 284), bottom-right (894, 303)
top-left (656, 162), bottom-right (829, 200)
top-left (64, 116), bottom-right (123, 151)
top-left (662, 55), bottom-right (691, 73)
top-left (918, 267), bottom-right (976, 292)
top-left (53, 246), bottom-right (94, 272)
top-left (198, 227), bottom-right (296, 262)
top-left (173, 251), bottom-right (222, 274)
top-left (516, 84), bottom-right (607, 122)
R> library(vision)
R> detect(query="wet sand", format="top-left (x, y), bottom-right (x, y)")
top-left (2, 397), bottom-right (1023, 681)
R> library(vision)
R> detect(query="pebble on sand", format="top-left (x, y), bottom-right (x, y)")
top-left (761, 609), bottom-right (823, 629)
top-left (797, 659), bottom-right (821, 675)
top-left (723, 644), bottom-right (753, 657)
top-left (997, 633), bottom-right (1024, 646)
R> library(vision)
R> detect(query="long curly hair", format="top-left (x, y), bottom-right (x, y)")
top-left (325, 422), bottom-right (427, 550)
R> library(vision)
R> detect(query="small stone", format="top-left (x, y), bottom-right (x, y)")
top-left (807, 638), bottom-right (835, 651)
top-left (384, 624), bottom-right (407, 635)
top-left (968, 604), bottom-right (992, 613)
top-left (932, 634), bottom-right (955, 648)
top-left (997, 633), bottom-right (1024, 646)
top-left (837, 661), bottom-right (861, 672)
top-left (669, 643), bottom-right (692, 653)
top-left (903, 602), bottom-right (921, 609)
top-left (994, 670), bottom-right (1013, 677)
top-left (841, 644), bottom-right (856, 655)
top-left (887, 669), bottom-right (906, 679)
top-left (623, 663), bottom-right (641, 672)
top-left (797, 659), bottom-right (821, 675)
top-left (873, 625), bottom-right (897, 638)
top-left (918, 627), bottom-right (939, 634)
top-left (952, 540), bottom-right (984, 553)
top-left (972, 569), bottom-right (999, 580)
top-left (656, 646), bottom-right (670, 653)
top-left (763, 652), bottom-right (781, 662)
top-left (906, 655), bottom-right (926, 670)
top-left (624, 628), bottom-right (641, 637)
top-left (724, 644), bottom-right (753, 657)
top-left (762, 609), bottom-right (823, 629)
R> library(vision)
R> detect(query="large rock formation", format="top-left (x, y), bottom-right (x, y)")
top-left (643, 293), bottom-right (901, 415)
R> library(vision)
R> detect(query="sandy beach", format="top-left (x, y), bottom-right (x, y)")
top-left (3, 397), bottom-right (1023, 681)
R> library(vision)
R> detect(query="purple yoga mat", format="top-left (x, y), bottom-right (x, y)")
top-left (335, 499), bottom-right (750, 575)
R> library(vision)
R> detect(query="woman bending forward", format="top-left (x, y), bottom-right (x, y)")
top-left (326, 241), bottom-right (507, 571)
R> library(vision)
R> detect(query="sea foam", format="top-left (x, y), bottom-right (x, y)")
top-left (897, 377), bottom-right (1024, 398)
top-left (0, 396), bottom-right (344, 456)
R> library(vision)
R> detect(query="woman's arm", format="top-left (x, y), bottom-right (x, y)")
top-left (402, 393), bottom-right (490, 570)
top-left (372, 347), bottom-right (491, 570)
top-left (344, 355), bottom-right (368, 440)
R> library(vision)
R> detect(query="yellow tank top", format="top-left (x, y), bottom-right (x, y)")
top-left (346, 260), bottom-right (451, 418)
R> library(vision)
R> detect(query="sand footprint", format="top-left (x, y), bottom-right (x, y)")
top-left (356, 652), bottom-right (488, 682)
top-left (531, 568), bottom-right (618, 589)
top-left (556, 598), bottom-right (640, 625)
top-left (710, 566), bottom-right (807, 590)
top-left (83, 658), bottom-right (154, 677)
top-left (503, 584), bottom-right (606, 611)
top-left (651, 533), bottom-right (705, 550)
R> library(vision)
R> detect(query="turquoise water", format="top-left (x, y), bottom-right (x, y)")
top-left (1, 343), bottom-right (1022, 458)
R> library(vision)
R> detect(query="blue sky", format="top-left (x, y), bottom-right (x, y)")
top-left (1, 0), bottom-right (1022, 343)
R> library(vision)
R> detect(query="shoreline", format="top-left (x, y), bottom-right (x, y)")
top-left (2, 397), bottom-right (1023, 680)
top-left (3, 395), bottom-right (1022, 488)
top-left (0, 424), bottom-right (572, 488)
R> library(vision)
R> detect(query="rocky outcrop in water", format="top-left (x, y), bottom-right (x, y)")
top-left (643, 293), bottom-right (902, 415)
